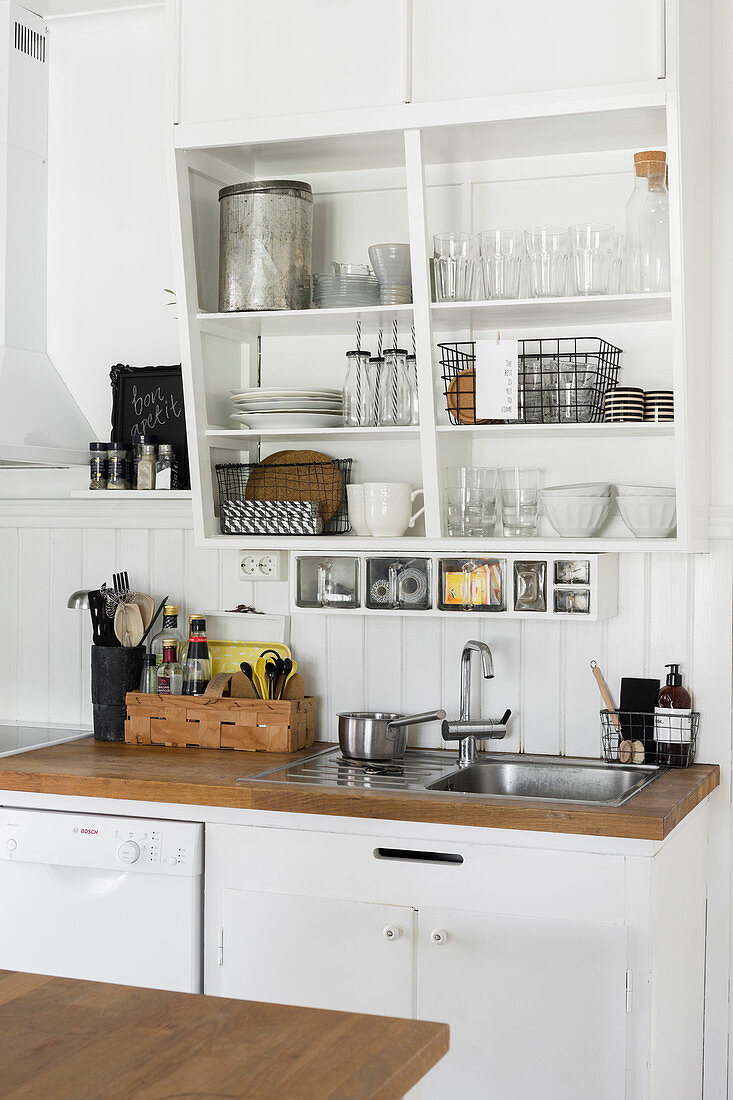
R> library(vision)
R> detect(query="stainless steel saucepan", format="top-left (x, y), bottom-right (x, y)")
top-left (337, 709), bottom-right (447, 763)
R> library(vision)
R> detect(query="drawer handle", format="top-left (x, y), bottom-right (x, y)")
top-left (383, 925), bottom-right (402, 941)
top-left (431, 928), bottom-right (448, 945)
top-left (374, 847), bottom-right (463, 865)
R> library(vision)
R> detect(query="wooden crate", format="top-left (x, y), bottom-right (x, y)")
top-left (124, 673), bottom-right (316, 753)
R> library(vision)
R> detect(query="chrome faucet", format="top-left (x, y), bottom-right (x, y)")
top-left (443, 640), bottom-right (511, 766)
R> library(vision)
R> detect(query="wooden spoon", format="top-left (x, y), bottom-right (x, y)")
top-left (131, 592), bottom-right (155, 630)
top-left (114, 602), bottom-right (145, 648)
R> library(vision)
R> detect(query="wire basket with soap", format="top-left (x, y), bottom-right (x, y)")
top-left (600, 709), bottom-right (700, 768)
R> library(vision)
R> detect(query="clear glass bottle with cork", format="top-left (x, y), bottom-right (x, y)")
top-left (625, 150), bottom-right (666, 293)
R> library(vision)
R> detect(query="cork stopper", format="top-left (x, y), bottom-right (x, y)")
top-left (635, 159), bottom-right (667, 179)
top-left (634, 150), bottom-right (666, 163)
top-left (635, 150), bottom-right (666, 177)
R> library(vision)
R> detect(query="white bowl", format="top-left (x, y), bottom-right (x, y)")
top-left (616, 496), bottom-right (677, 538)
top-left (368, 243), bottom-right (412, 286)
top-left (543, 482), bottom-right (613, 497)
top-left (541, 494), bottom-right (612, 537)
top-left (615, 484), bottom-right (675, 497)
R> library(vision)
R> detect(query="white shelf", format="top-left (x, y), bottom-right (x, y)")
top-left (205, 427), bottom-right (420, 444)
top-left (198, 303), bottom-right (414, 339)
top-left (69, 490), bottom-right (193, 500)
top-left (202, 532), bottom-right (687, 553)
top-left (431, 294), bottom-right (671, 329)
top-left (434, 423), bottom-right (674, 440)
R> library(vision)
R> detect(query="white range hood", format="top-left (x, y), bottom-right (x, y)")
top-left (0, 2), bottom-right (91, 466)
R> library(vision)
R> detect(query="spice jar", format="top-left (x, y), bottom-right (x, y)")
top-left (89, 442), bottom-right (108, 490)
top-left (136, 443), bottom-right (157, 490)
top-left (107, 443), bottom-right (130, 490)
top-left (155, 443), bottom-right (177, 489)
top-left (131, 433), bottom-right (157, 488)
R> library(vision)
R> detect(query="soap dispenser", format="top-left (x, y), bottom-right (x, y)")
top-left (654, 664), bottom-right (693, 766)
top-left (657, 664), bottom-right (692, 710)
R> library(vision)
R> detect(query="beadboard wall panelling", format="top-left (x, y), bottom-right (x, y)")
top-left (2, 528), bottom-right (728, 772)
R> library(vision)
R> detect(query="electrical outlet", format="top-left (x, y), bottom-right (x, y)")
top-left (239, 551), bottom-right (286, 581)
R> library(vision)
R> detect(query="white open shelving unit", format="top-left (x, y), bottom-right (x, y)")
top-left (168, 0), bottom-right (710, 556)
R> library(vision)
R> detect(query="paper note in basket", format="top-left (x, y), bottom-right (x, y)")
top-left (474, 338), bottom-right (518, 421)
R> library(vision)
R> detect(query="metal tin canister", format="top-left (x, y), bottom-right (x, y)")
top-left (218, 179), bottom-right (313, 312)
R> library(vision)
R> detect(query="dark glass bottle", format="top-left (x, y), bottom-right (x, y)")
top-left (182, 616), bottom-right (211, 696)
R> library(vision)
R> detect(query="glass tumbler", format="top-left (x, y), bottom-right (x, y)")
top-left (433, 232), bottom-right (476, 302)
top-left (378, 348), bottom-right (412, 426)
top-left (525, 228), bottom-right (569, 298)
top-left (569, 223), bottom-right (615, 295)
top-left (500, 467), bottom-right (540, 537)
top-left (343, 349), bottom-right (374, 427)
top-left (478, 230), bottom-right (523, 300)
top-left (445, 467), bottom-right (499, 537)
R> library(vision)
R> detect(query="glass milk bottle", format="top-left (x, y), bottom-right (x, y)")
top-left (638, 160), bottom-right (671, 293)
top-left (625, 151), bottom-right (665, 293)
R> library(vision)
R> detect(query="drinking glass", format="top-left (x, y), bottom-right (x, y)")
top-left (544, 360), bottom-right (596, 424)
top-left (445, 467), bottom-right (498, 537)
top-left (433, 232), bottom-right (476, 302)
top-left (343, 349), bottom-right (374, 427)
top-left (500, 467), bottom-right (540, 537)
top-left (569, 223), bottom-right (615, 295)
top-left (525, 227), bottom-right (569, 298)
top-left (377, 348), bottom-right (412, 426)
top-left (518, 357), bottom-right (545, 424)
top-left (478, 230), bottom-right (523, 300)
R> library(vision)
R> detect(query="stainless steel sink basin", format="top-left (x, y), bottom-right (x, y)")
top-left (426, 754), bottom-right (665, 806)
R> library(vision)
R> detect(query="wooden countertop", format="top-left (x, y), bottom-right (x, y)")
top-left (0, 738), bottom-right (719, 840)
top-left (0, 969), bottom-right (448, 1099)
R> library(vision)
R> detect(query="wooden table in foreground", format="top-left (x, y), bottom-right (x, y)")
top-left (0, 970), bottom-right (449, 1100)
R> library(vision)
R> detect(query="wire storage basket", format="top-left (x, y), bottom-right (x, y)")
top-left (438, 337), bottom-right (621, 426)
top-left (216, 459), bottom-right (352, 536)
top-left (600, 709), bottom-right (700, 768)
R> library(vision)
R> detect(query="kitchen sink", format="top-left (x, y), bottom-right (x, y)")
top-left (426, 754), bottom-right (665, 806)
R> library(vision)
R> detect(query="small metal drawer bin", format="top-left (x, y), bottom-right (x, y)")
top-left (365, 558), bottom-right (432, 610)
top-left (296, 556), bottom-right (360, 609)
top-left (437, 558), bottom-right (506, 612)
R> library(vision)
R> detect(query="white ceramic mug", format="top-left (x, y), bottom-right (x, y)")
top-left (362, 483), bottom-right (425, 538)
top-left (346, 484), bottom-right (372, 536)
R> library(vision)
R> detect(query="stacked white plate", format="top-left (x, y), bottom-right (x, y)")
top-left (615, 485), bottom-right (676, 538)
top-left (230, 388), bottom-right (344, 430)
top-left (541, 483), bottom-right (613, 537)
top-left (312, 273), bottom-right (379, 308)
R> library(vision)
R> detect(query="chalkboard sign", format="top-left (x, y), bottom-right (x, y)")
top-left (110, 364), bottom-right (190, 489)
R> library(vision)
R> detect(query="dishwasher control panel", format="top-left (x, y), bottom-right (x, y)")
top-left (0, 809), bottom-right (203, 875)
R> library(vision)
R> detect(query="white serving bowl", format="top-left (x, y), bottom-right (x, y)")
top-left (616, 496), bottom-right (677, 538)
top-left (541, 494), bottom-right (612, 537)
top-left (368, 243), bottom-right (412, 286)
top-left (615, 484), bottom-right (675, 497)
top-left (543, 482), bottom-right (613, 498)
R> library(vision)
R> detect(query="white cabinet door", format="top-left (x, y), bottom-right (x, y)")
top-left (177, 0), bottom-right (406, 125)
top-left (412, 0), bottom-right (665, 103)
top-left (220, 888), bottom-right (414, 1017)
top-left (416, 907), bottom-right (628, 1100)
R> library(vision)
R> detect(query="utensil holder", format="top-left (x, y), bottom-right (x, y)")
top-left (90, 645), bottom-right (145, 741)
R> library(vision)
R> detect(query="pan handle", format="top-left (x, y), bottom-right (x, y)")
top-left (385, 709), bottom-right (447, 740)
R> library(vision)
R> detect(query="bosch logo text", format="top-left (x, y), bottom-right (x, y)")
top-left (80, 828), bottom-right (98, 835)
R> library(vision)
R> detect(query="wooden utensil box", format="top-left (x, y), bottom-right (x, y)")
top-left (124, 674), bottom-right (315, 753)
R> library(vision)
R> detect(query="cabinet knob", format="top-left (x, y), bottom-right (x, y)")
top-left (431, 928), bottom-right (448, 945)
top-left (383, 925), bottom-right (402, 941)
